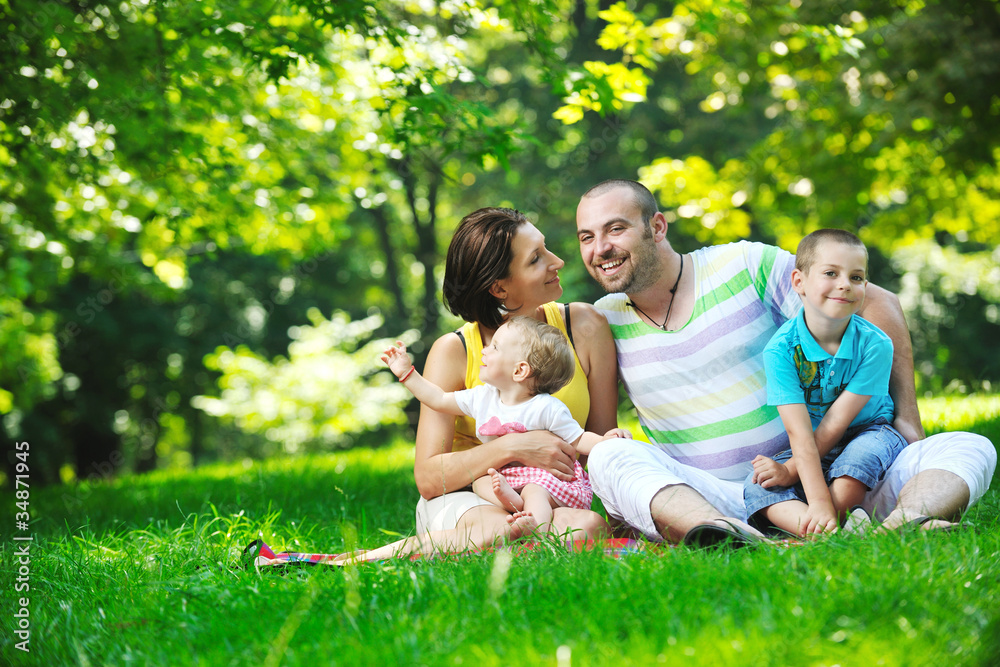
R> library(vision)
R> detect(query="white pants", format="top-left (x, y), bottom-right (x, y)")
top-left (588, 432), bottom-right (997, 541)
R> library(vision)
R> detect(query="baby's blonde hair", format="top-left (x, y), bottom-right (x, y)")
top-left (504, 316), bottom-right (575, 395)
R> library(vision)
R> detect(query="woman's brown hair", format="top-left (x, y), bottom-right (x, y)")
top-left (443, 207), bottom-right (529, 329)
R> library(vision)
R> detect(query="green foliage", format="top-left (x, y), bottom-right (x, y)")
top-left (194, 310), bottom-right (416, 452)
top-left (0, 299), bottom-right (60, 414)
top-left (565, 0), bottom-right (1000, 252)
top-left (640, 154), bottom-right (752, 243)
top-left (3, 0), bottom-right (998, 477)
top-left (0, 0), bottom-right (578, 474)
top-left (554, 0), bottom-right (1000, 384)
top-left (892, 242), bottom-right (1000, 388)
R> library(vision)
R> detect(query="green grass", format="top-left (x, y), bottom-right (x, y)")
top-left (3, 395), bottom-right (999, 666)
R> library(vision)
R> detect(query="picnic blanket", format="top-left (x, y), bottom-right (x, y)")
top-left (242, 537), bottom-right (657, 569)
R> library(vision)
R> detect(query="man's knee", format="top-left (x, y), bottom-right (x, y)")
top-left (587, 437), bottom-right (644, 487)
top-left (971, 433), bottom-right (999, 473)
top-left (911, 432), bottom-right (996, 501)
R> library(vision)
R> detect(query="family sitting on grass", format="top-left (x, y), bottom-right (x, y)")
top-left (318, 180), bottom-right (996, 564)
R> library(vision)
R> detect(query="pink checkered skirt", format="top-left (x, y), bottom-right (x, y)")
top-left (499, 460), bottom-right (592, 510)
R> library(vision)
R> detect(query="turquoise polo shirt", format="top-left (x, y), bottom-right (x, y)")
top-left (763, 310), bottom-right (895, 429)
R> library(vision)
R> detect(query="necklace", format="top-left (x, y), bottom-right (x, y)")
top-left (628, 255), bottom-right (684, 331)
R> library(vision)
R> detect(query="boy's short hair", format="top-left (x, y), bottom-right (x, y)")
top-left (795, 228), bottom-right (868, 274)
top-left (505, 316), bottom-right (575, 396)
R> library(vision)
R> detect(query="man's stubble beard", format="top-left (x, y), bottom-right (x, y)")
top-left (595, 224), bottom-right (661, 296)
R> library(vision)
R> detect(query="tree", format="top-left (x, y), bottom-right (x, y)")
top-left (555, 0), bottom-right (1000, 384)
top-left (0, 0), bottom-right (577, 478)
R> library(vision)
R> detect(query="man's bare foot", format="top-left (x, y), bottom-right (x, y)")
top-left (489, 468), bottom-right (524, 513)
top-left (506, 511), bottom-right (539, 540)
top-left (878, 509), bottom-right (962, 533)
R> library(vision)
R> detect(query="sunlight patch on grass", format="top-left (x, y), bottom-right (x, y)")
top-left (919, 394), bottom-right (1000, 434)
top-left (98, 439), bottom-right (416, 490)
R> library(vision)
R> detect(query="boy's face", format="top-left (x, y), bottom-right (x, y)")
top-left (792, 240), bottom-right (868, 323)
top-left (480, 323), bottom-right (529, 388)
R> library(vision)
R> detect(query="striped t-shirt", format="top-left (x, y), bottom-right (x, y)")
top-left (595, 241), bottom-right (801, 481)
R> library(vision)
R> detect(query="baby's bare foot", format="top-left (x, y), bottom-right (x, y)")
top-left (506, 511), bottom-right (539, 541)
top-left (489, 468), bottom-right (524, 513)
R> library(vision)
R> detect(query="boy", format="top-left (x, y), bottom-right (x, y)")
top-left (382, 316), bottom-right (629, 537)
top-left (744, 229), bottom-right (907, 537)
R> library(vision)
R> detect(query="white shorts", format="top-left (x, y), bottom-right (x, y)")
top-left (588, 432), bottom-right (996, 541)
top-left (415, 491), bottom-right (494, 533)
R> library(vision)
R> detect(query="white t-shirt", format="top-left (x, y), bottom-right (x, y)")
top-left (453, 384), bottom-right (584, 445)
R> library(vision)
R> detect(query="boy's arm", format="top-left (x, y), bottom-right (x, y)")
top-left (777, 403), bottom-right (838, 532)
top-left (779, 390), bottom-right (872, 481)
top-left (813, 391), bottom-right (872, 454)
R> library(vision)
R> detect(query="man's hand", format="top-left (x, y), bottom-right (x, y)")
top-left (751, 455), bottom-right (796, 488)
top-left (507, 431), bottom-right (577, 481)
top-left (800, 503), bottom-right (839, 537)
top-left (892, 413), bottom-right (925, 445)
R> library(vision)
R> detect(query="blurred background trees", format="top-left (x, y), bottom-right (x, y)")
top-left (2, 0), bottom-right (997, 484)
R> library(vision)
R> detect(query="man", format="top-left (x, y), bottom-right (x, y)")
top-left (576, 179), bottom-right (996, 545)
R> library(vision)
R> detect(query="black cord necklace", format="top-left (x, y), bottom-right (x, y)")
top-left (628, 255), bottom-right (684, 331)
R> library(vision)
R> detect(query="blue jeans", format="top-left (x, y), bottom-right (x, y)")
top-left (744, 419), bottom-right (908, 519)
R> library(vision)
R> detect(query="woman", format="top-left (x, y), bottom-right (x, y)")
top-left (349, 207), bottom-right (620, 561)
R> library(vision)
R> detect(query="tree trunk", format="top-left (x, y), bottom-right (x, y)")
top-left (369, 203), bottom-right (411, 323)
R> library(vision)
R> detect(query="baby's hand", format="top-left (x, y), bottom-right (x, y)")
top-left (604, 427), bottom-right (633, 440)
top-left (379, 341), bottom-right (412, 379)
top-left (751, 455), bottom-right (795, 488)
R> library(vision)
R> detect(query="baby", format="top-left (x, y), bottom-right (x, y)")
top-left (382, 316), bottom-right (629, 538)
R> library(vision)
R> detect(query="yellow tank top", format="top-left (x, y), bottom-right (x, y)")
top-left (451, 302), bottom-right (591, 452)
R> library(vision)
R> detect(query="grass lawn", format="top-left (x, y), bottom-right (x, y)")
top-left (3, 395), bottom-right (999, 666)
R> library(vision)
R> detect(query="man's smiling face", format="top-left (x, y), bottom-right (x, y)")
top-left (576, 187), bottom-right (661, 295)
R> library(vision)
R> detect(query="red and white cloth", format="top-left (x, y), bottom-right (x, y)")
top-left (499, 460), bottom-right (592, 509)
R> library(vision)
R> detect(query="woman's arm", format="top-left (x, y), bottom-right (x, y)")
top-left (412, 332), bottom-right (578, 499)
top-left (857, 284), bottom-right (924, 443)
top-left (569, 303), bottom-right (620, 434)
